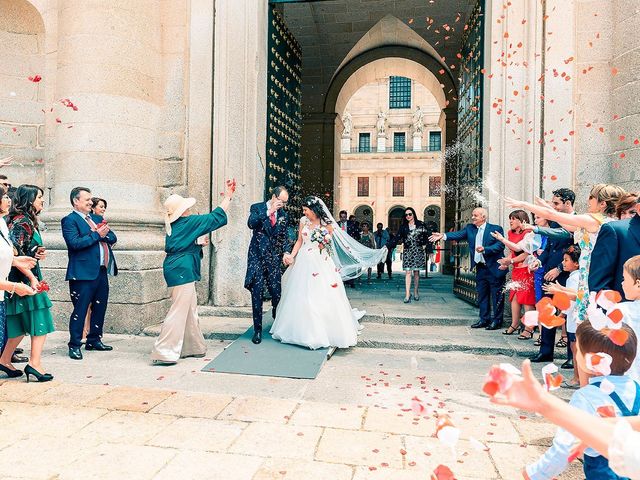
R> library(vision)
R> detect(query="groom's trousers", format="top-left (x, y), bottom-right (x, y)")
top-left (250, 261), bottom-right (282, 332)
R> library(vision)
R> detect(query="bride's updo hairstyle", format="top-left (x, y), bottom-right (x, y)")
top-left (302, 196), bottom-right (331, 225)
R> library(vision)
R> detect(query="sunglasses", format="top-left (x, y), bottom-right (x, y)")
top-left (405, 213), bottom-right (413, 217)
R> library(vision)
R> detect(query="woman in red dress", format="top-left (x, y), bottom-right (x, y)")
top-left (493, 210), bottom-right (537, 340)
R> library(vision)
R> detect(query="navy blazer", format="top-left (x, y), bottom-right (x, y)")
top-left (61, 212), bottom-right (118, 281)
top-left (445, 222), bottom-right (507, 278)
top-left (588, 214), bottom-right (640, 299)
top-left (244, 202), bottom-right (289, 289)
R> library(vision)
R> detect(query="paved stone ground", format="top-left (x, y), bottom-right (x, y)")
top-left (0, 273), bottom-right (582, 480)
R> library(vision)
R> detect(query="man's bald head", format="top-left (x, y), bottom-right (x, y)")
top-left (471, 207), bottom-right (488, 226)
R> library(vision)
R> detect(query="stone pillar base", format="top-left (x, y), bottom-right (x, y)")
top-left (42, 249), bottom-right (170, 335)
top-left (376, 135), bottom-right (386, 152)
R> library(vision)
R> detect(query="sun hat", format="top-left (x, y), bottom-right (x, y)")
top-left (164, 194), bottom-right (196, 235)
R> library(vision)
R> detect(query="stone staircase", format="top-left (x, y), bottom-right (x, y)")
top-left (142, 273), bottom-right (567, 359)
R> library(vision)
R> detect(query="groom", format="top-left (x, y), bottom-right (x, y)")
top-left (245, 186), bottom-right (290, 344)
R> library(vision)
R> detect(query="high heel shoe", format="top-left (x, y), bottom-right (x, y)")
top-left (24, 365), bottom-right (53, 383)
top-left (413, 294), bottom-right (420, 301)
top-left (0, 363), bottom-right (23, 378)
top-left (403, 294), bottom-right (412, 303)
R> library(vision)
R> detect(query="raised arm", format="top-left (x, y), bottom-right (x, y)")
top-left (506, 197), bottom-right (600, 233)
top-left (491, 230), bottom-right (522, 252)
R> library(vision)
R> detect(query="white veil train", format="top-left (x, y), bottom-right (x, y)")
top-left (316, 197), bottom-right (388, 281)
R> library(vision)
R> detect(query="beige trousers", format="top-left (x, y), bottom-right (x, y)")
top-left (150, 282), bottom-right (206, 362)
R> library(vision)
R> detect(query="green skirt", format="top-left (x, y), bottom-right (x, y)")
top-left (6, 291), bottom-right (54, 338)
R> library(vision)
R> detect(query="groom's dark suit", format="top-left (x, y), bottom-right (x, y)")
top-left (245, 202), bottom-right (289, 335)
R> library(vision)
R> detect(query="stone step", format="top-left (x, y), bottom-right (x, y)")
top-left (197, 306), bottom-right (478, 327)
top-left (142, 316), bottom-right (567, 359)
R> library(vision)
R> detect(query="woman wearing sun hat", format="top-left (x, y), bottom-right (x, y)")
top-left (151, 179), bottom-right (235, 365)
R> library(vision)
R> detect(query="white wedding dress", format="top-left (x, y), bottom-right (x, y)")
top-left (270, 217), bottom-right (365, 350)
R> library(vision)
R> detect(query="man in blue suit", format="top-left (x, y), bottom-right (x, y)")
top-left (61, 187), bottom-right (118, 360)
top-left (430, 207), bottom-right (507, 330)
top-left (589, 197), bottom-right (640, 299)
top-left (245, 186), bottom-right (289, 344)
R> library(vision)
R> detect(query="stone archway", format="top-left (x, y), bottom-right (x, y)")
top-left (423, 204), bottom-right (440, 232)
top-left (353, 204), bottom-right (373, 227)
top-left (316, 45), bottom-right (458, 216)
top-left (387, 205), bottom-right (405, 235)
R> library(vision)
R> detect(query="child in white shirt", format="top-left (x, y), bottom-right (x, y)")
top-left (620, 255), bottom-right (640, 382)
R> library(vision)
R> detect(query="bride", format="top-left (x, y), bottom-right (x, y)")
top-left (270, 196), bottom-right (387, 350)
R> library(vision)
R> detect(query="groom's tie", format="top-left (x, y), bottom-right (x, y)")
top-left (269, 211), bottom-right (276, 227)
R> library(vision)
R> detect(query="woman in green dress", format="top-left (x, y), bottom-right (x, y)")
top-left (151, 180), bottom-right (235, 365)
top-left (0, 185), bottom-right (55, 382)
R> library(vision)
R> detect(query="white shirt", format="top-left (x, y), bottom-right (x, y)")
top-left (609, 419), bottom-right (640, 479)
top-left (0, 218), bottom-right (13, 302)
top-left (563, 270), bottom-right (580, 334)
top-left (474, 223), bottom-right (486, 264)
top-left (619, 300), bottom-right (640, 382)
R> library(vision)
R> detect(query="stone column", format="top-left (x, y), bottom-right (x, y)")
top-left (610, 0), bottom-right (640, 190)
top-left (210, 0), bottom-right (268, 306)
top-left (483, 0), bottom-right (544, 223)
top-left (42, 0), bottom-right (169, 333)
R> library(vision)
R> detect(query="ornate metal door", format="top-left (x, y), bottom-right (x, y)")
top-left (453, 0), bottom-right (485, 305)
top-left (266, 6), bottom-right (302, 220)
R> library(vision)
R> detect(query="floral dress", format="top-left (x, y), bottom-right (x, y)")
top-left (401, 225), bottom-right (427, 271)
top-left (575, 214), bottom-right (612, 323)
top-left (5, 214), bottom-right (54, 338)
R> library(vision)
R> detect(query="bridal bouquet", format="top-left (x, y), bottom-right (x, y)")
top-left (310, 227), bottom-right (333, 256)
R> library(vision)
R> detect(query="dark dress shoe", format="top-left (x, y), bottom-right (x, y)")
top-left (470, 321), bottom-right (490, 329)
top-left (11, 353), bottom-right (28, 363)
top-left (69, 347), bottom-right (83, 360)
top-left (14, 348), bottom-right (24, 354)
top-left (485, 322), bottom-right (503, 331)
top-left (531, 354), bottom-right (553, 363)
top-left (85, 341), bottom-right (113, 351)
top-left (252, 330), bottom-right (262, 344)
top-left (561, 360), bottom-right (574, 370)
top-left (0, 364), bottom-right (23, 378)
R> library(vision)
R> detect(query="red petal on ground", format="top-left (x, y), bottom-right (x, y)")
top-left (331, 283), bottom-right (338, 288)
top-left (431, 464), bottom-right (456, 480)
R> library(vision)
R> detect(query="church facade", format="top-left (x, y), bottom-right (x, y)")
top-left (0, 0), bottom-right (638, 333)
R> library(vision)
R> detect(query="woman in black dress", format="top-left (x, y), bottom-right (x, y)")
top-left (396, 207), bottom-right (430, 303)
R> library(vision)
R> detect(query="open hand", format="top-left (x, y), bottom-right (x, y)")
top-left (542, 281), bottom-right (563, 295)
top-left (13, 255), bottom-right (36, 271)
top-left (225, 178), bottom-right (236, 199)
top-left (14, 283), bottom-right (35, 296)
top-left (491, 231), bottom-right (504, 242)
top-left (544, 267), bottom-right (561, 282)
top-left (490, 360), bottom-right (549, 413)
top-left (521, 222), bottom-right (535, 232)
top-left (534, 196), bottom-right (553, 209)
top-left (34, 247), bottom-right (47, 261)
top-left (429, 232), bottom-right (444, 243)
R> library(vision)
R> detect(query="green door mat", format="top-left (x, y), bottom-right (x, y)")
top-left (201, 320), bottom-right (331, 379)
